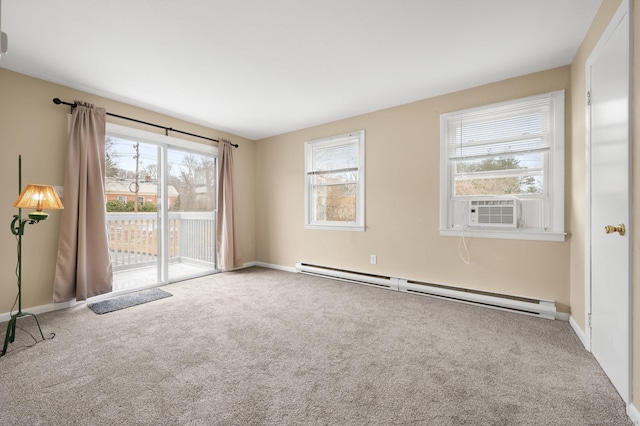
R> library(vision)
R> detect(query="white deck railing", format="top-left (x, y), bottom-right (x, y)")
top-left (107, 212), bottom-right (215, 271)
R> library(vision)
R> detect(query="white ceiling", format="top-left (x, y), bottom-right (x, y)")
top-left (1, 0), bottom-right (601, 140)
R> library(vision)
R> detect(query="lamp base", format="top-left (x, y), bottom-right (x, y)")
top-left (1, 311), bottom-right (47, 356)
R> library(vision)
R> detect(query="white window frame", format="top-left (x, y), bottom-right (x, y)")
top-left (439, 91), bottom-right (565, 241)
top-left (117, 195), bottom-right (127, 203)
top-left (304, 130), bottom-right (365, 231)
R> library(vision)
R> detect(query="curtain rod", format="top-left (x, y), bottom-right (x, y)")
top-left (52, 98), bottom-right (238, 148)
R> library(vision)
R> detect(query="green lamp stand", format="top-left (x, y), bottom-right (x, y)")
top-left (1, 156), bottom-right (63, 356)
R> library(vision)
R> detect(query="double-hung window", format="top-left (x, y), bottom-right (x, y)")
top-left (305, 130), bottom-right (365, 231)
top-left (440, 91), bottom-right (565, 241)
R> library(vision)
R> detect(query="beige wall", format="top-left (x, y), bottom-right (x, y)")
top-left (0, 68), bottom-right (256, 313)
top-left (256, 66), bottom-right (572, 312)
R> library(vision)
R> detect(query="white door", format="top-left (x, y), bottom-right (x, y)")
top-left (587, 0), bottom-right (631, 403)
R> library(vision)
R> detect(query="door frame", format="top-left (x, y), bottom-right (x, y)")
top-left (584, 0), bottom-right (633, 404)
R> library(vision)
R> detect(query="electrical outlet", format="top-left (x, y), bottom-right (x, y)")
top-left (370, 255), bottom-right (377, 265)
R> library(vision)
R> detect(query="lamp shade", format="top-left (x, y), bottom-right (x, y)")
top-left (13, 184), bottom-right (64, 220)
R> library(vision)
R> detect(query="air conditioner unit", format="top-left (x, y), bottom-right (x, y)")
top-left (469, 198), bottom-right (519, 228)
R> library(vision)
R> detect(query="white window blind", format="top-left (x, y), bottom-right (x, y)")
top-left (309, 140), bottom-right (358, 174)
top-left (445, 97), bottom-right (553, 161)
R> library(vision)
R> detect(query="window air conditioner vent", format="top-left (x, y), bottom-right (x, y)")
top-left (469, 198), bottom-right (519, 228)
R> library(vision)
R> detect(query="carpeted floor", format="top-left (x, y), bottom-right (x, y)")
top-left (0, 267), bottom-right (631, 425)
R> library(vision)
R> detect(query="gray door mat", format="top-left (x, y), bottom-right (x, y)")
top-left (87, 288), bottom-right (172, 314)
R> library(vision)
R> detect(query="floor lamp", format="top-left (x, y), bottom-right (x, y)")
top-left (1, 155), bottom-right (64, 356)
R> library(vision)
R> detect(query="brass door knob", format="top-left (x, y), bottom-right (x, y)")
top-left (604, 223), bottom-right (625, 236)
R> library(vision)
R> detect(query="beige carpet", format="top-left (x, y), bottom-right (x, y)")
top-left (0, 267), bottom-right (631, 425)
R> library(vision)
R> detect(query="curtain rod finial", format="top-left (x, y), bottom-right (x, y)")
top-left (53, 98), bottom-right (62, 105)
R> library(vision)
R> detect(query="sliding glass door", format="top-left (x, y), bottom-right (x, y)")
top-left (105, 124), bottom-right (217, 292)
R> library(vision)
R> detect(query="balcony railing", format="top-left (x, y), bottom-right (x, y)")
top-left (107, 212), bottom-right (216, 272)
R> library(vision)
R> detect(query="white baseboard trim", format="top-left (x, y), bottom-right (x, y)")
top-left (257, 261), bottom-right (571, 321)
top-left (569, 315), bottom-right (589, 351)
top-left (253, 262), bottom-right (297, 273)
top-left (234, 261), bottom-right (257, 270)
top-left (0, 263), bottom-right (274, 321)
top-left (0, 263), bottom-right (576, 323)
top-left (0, 301), bottom-right (75, 323)
top-left (628, 402), bottom-right (640, 424)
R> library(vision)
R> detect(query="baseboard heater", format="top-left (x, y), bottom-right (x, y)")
top-left (294, 262), bottom-right (400, 290)
top-left (295, 262), bottom-right (557, 320)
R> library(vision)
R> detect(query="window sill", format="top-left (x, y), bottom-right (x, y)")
top-left (305, 224), bottom-right (365, 232)
top-left (440, 228), bottom-right (566, 242)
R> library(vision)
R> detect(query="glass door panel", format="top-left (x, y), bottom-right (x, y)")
top-left (105, 137), bottom-right (161, 292)
top-left (167, 148), bottom-right (217, 281)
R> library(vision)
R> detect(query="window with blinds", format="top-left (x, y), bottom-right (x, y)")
top-left (440, 91), bottom-right (565, 240)
top-left (305, 130), bottom-right (365, 230)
